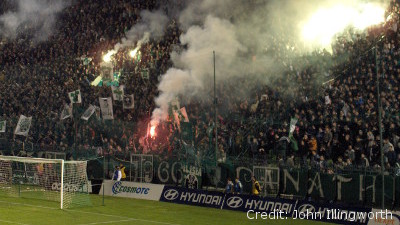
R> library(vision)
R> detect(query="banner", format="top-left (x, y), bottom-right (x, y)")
top-left (112, 85), bottom-right (124, 101)
top-left (14, 115), bottom-right (32, 136)
top-left (81, 105), bottom-right (96, 121)
top-left (0, 120), bottom-right (5, 133)
top-left (99, 97), bottom-right (113, 120)
top-left (181, 163), bottom-right (202, 189)
top-left (289, 117), bottom-right (298, 135)
top-left (160, 186), bottom-right (225, 209)
top-left (141, 68), bottom-right (149, 79)
top-left (179, 107), bottom-right (189, 122)
top-left (100, 65), bottom-right (113, 81)
top-left (91, 75), bottom-right (102, 86)
top-left (123, 94), bottom-right (134, 109)
top-left (99, 180), bottom-right (164, 201)
top-left (60, 104), bottom-right (73, 120)
top-left (68, 90), bottom-right (82, 103)
top-left (159, 186), bottom-right (373, 225)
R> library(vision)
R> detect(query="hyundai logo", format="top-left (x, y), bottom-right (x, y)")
top-left (163, 189), bottom-right (179, 201)
top-left (297, 204), bottom-right (315, 213)
top-left (226, 196), bottom-right (243, 208)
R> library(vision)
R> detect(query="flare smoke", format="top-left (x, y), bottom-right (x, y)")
top-left (150, 0), bottom-right (390, 125)
top-left (0, 0), bottom-right (69, 42)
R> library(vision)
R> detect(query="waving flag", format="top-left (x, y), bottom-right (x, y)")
top-left (68, 90), bottom-right (82, 103)
top-left (14, 115), bottom-right (32, 136)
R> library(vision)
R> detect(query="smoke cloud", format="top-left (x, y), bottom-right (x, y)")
top-left (115, 10), bottom-right (169, 51)
top-left (150, 0), bottom-right (391, 125)
top-left (0, 0), bottom-right (70, 42)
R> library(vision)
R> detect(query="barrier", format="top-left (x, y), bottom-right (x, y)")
top-left (160, 186), bottom-right (225, 209)
top-left (160, 186), bottom-right (373, 225)
top-left (99, 180), bottom-right (164, 201)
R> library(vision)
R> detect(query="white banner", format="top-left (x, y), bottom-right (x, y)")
top-left (0, 120), bottom-right (5, 133)
top-left (289, 117), bottom-right (298, 135)
top-left (123, 94), bottom-right (134, 109)
top-left (81, 105), bottom-right (96, 121)
top-left (14, 115), bottom-right (32, 136)
top-left (99, 180), bottom-right (164, 201)
top-left (99, 97), bottom-right (113, 120)
top-left (68, 90), bottom-right (82, 103)
top-left (179, 107), bottom-right (189, 122)
top-left (112, 85), bottom-right (124, 101)
top-left (60, 103), bottom-right (73, 120)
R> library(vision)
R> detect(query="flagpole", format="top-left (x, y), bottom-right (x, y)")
top-left (214, 51), bottom-right (217, 167)
top-left (375, 45), bottom-right (385, 209)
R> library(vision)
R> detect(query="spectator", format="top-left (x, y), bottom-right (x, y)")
top-left (251, 176), bottom-right (261, 196)
top-left (234, 178), bottom-right (243, 195)
top-left (112, 166), bottom-right (121, 181)
top-left (360, 153), bottom-right (370, 168)
top-left (225, 178), bottom-right (233, 194)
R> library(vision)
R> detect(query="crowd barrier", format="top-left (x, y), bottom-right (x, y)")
top-left (99, 181), bottom-right (400, 225)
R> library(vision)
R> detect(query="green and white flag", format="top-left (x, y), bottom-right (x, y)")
top-left (81, 105), bottom-right (96, 121)
top-left (123, 94), bottom-right (134, 109)
top-left (83, 57), bottom-right (92, 66)
top-left (100, 64), bottom-right (114, 82)
top-left (91, 75), bottom-right (102, 86)
top-left (171, 99), bottom-right (180, 112)
top-left (0, 120), bottom-right (6, 133)
top-left (68, 90), bottom-right (82, 104)
top-left (141, 68), bottom-right (149, 80)
top-left (289, 117), bottom-right (298, 152)
top-left (60, 104), bottom-right (73, 120)
top-left (99, 97), bottom-right (113, 120)
top-left (14, 115), bottom-right (32, 136)
top-left (289, 117), bottom-right (298, 135)
top-left (111, 85), bottom-right (124, 101)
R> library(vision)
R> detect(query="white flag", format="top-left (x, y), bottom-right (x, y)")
top-left (60, 104), bottom-right (73, 120)
top-left (170, 99), bottom-right (180, 111)
top-left (99, 97), bottom-right (113, 120)
top-left (68, 90), bottom-right (82, 103)
top-left (289, 117), bottom-right (298, 135)
top-left (81, 105), bottom-right (96, 120)
top-left (123, 94), bottom-right (134, 109)
top-left (325, 95), bottom-right (331, 105)
top-left (14, 115), bottom-right (32, 136)
top-left (112, 85), bottom-right (124, 101)
top-left (0, 120), bottom-right (6, 133)
top-left (179, 107), bottom-right (189, 122)
top-left (100, 65), bottom-right (113, 81)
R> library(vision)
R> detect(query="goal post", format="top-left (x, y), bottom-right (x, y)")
top-left (0, 155), bottom-right (91, 209)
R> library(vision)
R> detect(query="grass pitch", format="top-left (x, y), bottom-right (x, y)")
top-left (0, 194), bottom-right (333, 225)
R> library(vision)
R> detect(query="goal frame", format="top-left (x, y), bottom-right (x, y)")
top-left (0, 155), bottom-right (88, 209)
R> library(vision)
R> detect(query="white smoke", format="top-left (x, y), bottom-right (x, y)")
top-left (152, 15), bottom-right (245, 124)
top-left (0, 0), bottom-right (69, 42)
top-left (147, 0), bottom-right (390, 125)
top-left (115, 10), bottom-right (169, 51)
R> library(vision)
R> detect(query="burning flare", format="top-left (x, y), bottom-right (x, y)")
top-left (129, 47), bottom-right (139, 58)
top-left (150, 125), bottom-right (156, 138)
top-left (103, 50), bottom-right (116, 63)
top-left (302, 3), bottom-right (386, 49)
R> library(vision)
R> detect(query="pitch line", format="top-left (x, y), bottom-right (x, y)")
top-left (0, 201), bottom-right (181, 225)
top-left (78, 219), bottom-right (136, 225)
top-left (0, 219), bottom-right (31, 225)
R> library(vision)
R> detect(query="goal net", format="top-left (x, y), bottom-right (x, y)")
top-left (0, 155), bottom-right (91, 209)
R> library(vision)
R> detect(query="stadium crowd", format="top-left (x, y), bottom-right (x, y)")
top-left (0, 0), bottom-right (400, 173)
